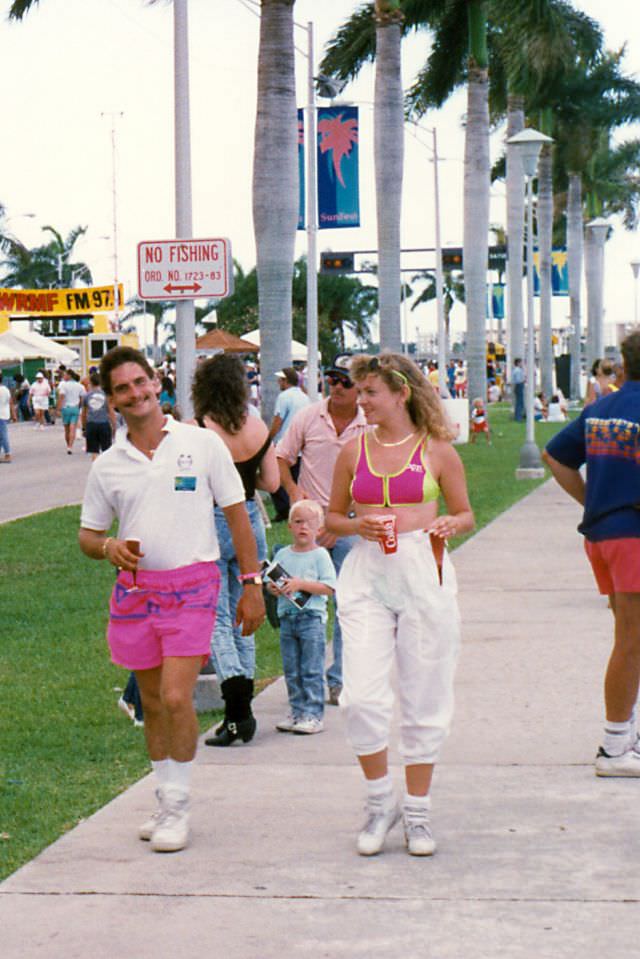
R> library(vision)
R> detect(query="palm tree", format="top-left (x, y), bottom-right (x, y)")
top-left (582, 134), bottom-right (640, 368)
top-left (292, 256), bottom-right (378, 356)
top-left (0, 225), bottom-right (92, 289)
top-left (253, 0), bottom-right (298, 422)
top-left (374, 1), bottom-right (404, 351)
top-left (550, 49), bottom-right (640, 395)
top-left (490, 4), bottom-right (602, 392)
top-left (121, 299), bottom-right (176, 360)
top-left (410, 268), bottom-right (465, 357)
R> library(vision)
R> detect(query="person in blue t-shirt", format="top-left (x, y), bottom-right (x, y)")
top-left (267, 498), bottom-right (336, 735)
top-left (543, 330), bottom-right (640, 779)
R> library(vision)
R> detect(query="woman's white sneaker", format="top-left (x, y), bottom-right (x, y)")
top-left (595, 746), bottom-right (640, 777)
top-left (403, 802), bottom-right (436, 856)
top-left (357, 796), bottom-right (401, 856)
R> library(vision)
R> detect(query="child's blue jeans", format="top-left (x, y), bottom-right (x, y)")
top-left (279, 611), bottom-right (326, 719)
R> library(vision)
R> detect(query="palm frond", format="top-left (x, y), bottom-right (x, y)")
top-left (8, 0), bottom-right (42, 21)
top-left (319, 3), bottom-right (376, 83)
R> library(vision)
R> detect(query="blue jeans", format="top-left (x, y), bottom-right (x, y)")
top-left (279, 611), bottom-right (326, 719)
top-left (0, 418), bottom-right (10, 456)
top-left (209, 500), bottom-right (267, 682)
top-left (514, 383), bottom-right (525, 421)
top-left (326, 535), bottom-right (356, 688)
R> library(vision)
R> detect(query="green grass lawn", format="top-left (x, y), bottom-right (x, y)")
top-left (0, 403), bottom-right (568, 879)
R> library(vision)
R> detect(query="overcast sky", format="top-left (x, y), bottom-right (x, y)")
top-left (2, 0), bottom-right (639, 348)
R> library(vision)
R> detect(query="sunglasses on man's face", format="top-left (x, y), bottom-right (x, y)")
top-left (327, 374), bottom-right (354, 388)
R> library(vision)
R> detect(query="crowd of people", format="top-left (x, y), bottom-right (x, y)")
top-left (11, 336), bottom-right (634, 863)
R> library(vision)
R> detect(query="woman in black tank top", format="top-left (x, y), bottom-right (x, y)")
top-left (191, 354), bottom-right (279, 746)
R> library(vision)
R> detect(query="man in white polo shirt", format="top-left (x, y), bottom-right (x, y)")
top-left (79, 346), bottom-right (264, 853)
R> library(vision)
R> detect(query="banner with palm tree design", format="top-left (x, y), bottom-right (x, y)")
top-left (317, 106), bottom-right (360, 229)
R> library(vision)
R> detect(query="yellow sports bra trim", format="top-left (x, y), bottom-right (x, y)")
top-left (351, 432), bottom-right (440, 507)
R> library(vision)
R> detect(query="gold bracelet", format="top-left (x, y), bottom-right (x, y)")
top-left (102, 537), bottom-right (114, 559)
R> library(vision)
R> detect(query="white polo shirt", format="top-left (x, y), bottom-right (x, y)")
top-left (80, 416), bottom-right (244, 570)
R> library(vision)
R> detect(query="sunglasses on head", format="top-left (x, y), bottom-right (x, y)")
top-left (327, 373), bottom-right (353, 388)
top-left (366, 357), bottom-right (412, 394)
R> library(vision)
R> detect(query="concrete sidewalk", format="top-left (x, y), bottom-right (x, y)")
top-left (2, 480), bottom-right (635, 958)
top-left (0, 419), bottom-right (91, 523)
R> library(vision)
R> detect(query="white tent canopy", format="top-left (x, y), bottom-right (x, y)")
top-left (242, 329), bottom-right (316, 363)
top-left (0, 340), bottom-right (24, 364)
top-left (0, 328), bottom-right (79, 364)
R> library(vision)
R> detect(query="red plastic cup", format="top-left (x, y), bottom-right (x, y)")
top-left (378, 515), bottom-right (397, 554)
top-left (126, 538), bottom-right (141, 556)
top-left (125, 538), bottom-right (141, 589)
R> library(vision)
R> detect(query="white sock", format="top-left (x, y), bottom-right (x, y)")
top-left (151, 759), bottom-right (170, 786)
top-left (602, 720), bottom-right (632, 757)
top-left (366, 773), bottom-right (393, 801)
top-left (167, 758), bottom-right (193, 792)
top-left (404, 791), bottom-right (431, 809)
top-left (630, 703), bottom-right (638, 746)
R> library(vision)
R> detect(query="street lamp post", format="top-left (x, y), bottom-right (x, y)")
top-left (631, 259), bottom-right (640, 327)
top-left (174, 0), bottom-right (195, 419)
top-left (507, 128), bottom-right (553, 480)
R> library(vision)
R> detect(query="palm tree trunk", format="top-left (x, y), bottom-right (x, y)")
top-left (253, 0), bottom-right (298, 421)
top-left (567, 173), bottom-right (583, 400)
top-left (584, 224), bottom-right (606, 370)
top-left (463, 55), bottom-right (490, 408)
top-left (374, 3), bottom-right (403, 352)
top-left (537, 144), bottom-right (554, 399)
top-left (505, 94), bottom-right (525, 380)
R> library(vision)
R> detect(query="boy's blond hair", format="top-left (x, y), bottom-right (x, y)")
top-left (289, 499), bottom-right (324, 525)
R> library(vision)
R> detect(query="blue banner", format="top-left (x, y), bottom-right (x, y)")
top-left (317, 106), bottom-right (360, 229)
top-left (533, 248), bottom-right (569, 296)
top-left (297, 108), bottom-right (305, 231)
top-left (487, 283), bottom-right (505, 319)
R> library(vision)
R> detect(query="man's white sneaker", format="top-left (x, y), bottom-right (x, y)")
top-left (276, 714), bottom-right (299, 732)
top-left (293, 716), bottom-right (324, 735)
top-left (139, 789), bottom-right (163, 841)
top-left (150, 786), bottom-right (190, 852)
top-left (403, 802), bottom-right (436, 856)
top-left (357, 796), bottom-right (401, 856)
top-left (595, 746), bottom-right (640, 777)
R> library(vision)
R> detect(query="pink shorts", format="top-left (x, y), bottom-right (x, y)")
top-left (107, 561), bottom-right (220, 670)
top-left (584, 538), bottom-right (640, 595)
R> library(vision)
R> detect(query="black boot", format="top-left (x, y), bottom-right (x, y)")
top-left (240, 677), bottom-right (257, 743)
top-left (205, 676), bottom-right (255, 747)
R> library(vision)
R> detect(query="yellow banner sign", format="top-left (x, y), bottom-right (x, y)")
top-left (0, 285), bottom-right (124, 316)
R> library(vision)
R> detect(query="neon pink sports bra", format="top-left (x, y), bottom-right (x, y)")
top-left (350, 433), bottom-right (440, 508)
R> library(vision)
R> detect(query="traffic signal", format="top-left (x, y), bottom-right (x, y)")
top-left (441, 247), bottom-right (463, 269)
top-left (321, 252), bottom-right (355, 274)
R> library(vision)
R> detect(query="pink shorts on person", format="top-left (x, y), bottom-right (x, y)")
top-left (107, 561), bottom-right (220, 670)
top-left (584, 538), bottom-right (640, 595)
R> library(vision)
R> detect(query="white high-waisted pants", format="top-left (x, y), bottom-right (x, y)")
top-left (336, 530), bottom-right (461, 765)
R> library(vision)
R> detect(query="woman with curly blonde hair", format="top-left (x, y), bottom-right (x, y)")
top-left (326, 352), bottom-right (474, 858)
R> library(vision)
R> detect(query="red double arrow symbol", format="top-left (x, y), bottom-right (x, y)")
top-left (163, 282), bottom-right (202, 294)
